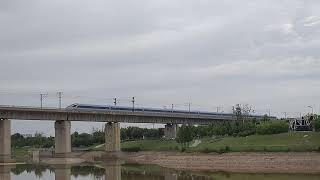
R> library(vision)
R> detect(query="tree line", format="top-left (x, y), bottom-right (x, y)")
top-left (11, 127), bottom-right (164, 148)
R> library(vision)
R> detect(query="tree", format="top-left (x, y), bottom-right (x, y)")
top-left (313, 117), bottom-right (320, 132)
top-left (233, 104), bottom-right (254, 122)
top-left (176, 125), bottom-right (193, 149)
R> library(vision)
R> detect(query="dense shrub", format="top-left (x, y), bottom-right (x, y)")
top-left (11, 133), bottom-right (54, 148)
top-left (256, 120), bottom-right (288, 135)
top-left (176, 125), bottom-right (193, 148)
top-left (313, 118), bottom-right (320, 132)
top-left (121, 147), bottom-right (141, 152)
top-left (121, 127), bottom-right (164, 141)
top-left (206, 121), bottom-right (256, 137)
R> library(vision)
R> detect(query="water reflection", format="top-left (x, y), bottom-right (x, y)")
top-left (0, 163), bottom-right (319, 180)
top-left (55, 167), bottom-right (71, 180)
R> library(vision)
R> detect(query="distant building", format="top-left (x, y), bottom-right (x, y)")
top-left (22, 134), bottom-right (33, 138)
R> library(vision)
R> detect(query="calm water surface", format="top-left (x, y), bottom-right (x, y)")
top-left (1, 163), bottom-right (319, 180)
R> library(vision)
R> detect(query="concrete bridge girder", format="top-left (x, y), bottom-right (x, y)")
top-left (0, 107), bottom-right (237, 125)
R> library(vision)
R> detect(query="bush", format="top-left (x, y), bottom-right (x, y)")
top-left (181, 147), bottom-right (186, 152)
top-left (313, 118), bottom-right (320, 132)
top-left (256, 120), bottom-right (288, 135)
top-left (207, 121), bottom-right (256, 137)
top-left (200, 148), bottom-right (211, 153)
top-left (121, 147), bottom-right (141, 152)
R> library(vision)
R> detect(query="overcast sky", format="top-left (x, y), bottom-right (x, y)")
top-left (1, 0), bottom-right (320, 135)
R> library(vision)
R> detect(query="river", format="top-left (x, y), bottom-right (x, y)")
top-left (1, 163), bottom-right (319, 180)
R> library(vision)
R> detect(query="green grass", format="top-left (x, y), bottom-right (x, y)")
top-left (121, 139), bottom-right (180, 152)
top-left (120, 132), bottom-right (320, 153)
top-left (193, 132), bottom-right (320, 153)
top-left (12, 147), bottom-right (29, 161)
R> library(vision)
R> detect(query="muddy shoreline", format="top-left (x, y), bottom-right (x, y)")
top-left (121, 152), bottom-right (320, 174)
top-left (38, 151), bottom-right (320, 174)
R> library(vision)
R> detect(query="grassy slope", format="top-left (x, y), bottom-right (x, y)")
top-left (12, 147), bottom-right (29, 161)
top-left (121, 139), bottom-right (180, 151)
top-left (121, 132), bottom-right (320, 152)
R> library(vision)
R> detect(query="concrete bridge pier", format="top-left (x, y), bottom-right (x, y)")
top-left (105, 122), bottom-right (121, 152)
top-left (0, 165), bottom-right (14, 180)
top-left (164, 124), bottom-right (178, 140)
top-left (0, 119), bottom-right (14, 163)
top-left (54, 121), bottom-right (71, 157)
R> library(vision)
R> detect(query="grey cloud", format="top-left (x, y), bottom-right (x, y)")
top-left (1, 0), bottom-right (320, 134)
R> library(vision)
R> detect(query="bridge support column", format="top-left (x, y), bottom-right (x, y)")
top-left (55, 121), bottom-right (71, 157)
top-left (164, 124), bottom-right (178, 140)
top-left (0, 119), bottom-right (14, 163)
top-left (105, 122), bottom-right (120, 152)
top-left (0, 165), bottom-right (14, 180)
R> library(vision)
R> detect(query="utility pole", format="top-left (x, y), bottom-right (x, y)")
top-left (114, 98), bottom-right (117, 106)
top-left (132, 97), bottom-right (135, 112)
top-left (188, 103), bottom-right (191, 113)
top-left (307, 106), bottom-right (314, 115)
top-left (267, 109), bottom-right (271, 117)
top-left (57, 92), bottom-right (63, 109)
top-left (40, 93), bottom-right (47, 109)
top-left (216, 106), bottom-right (222, 113)
top-left (171, 104), bottom-right (174, 112)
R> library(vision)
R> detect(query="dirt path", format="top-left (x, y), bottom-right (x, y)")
top-left (124, 152), bottom-right (320, 174)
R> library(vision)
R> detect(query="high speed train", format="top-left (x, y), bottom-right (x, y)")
top-left (66, 103), bottom-right (234, 116)
top-left (66, 103), bottom-right (276, 119)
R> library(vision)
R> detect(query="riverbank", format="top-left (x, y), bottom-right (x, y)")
top-left (124, 151), bottom-right (320, 174)
top-left (13, 148), bottom-right (320, 174)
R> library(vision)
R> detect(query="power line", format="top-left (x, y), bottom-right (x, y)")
top-left (57, 92), bottom-right (63, 109)
top-left (132, 97), bottom-right (135, 112)
top-left (114, 97), bottom-right (117, 106)
top-left (40, 93), bottom-right (48, 108)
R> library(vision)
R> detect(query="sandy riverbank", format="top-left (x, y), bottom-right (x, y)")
top-left (123, 152), bottom-right (320, 174)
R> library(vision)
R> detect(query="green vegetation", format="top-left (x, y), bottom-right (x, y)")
top-left (11, 117), bottom-right (320, 155)
top-left (176, 125), bottom-right (193, 150)
top-left (194, 132), bottom-right (320, 153)
top-left (256, 120), bottom-right (288, 135)
top-left (121, 132), bottom-right (320, 153)
top-left (12, 133), bottom-right (54, 148)
top-left (11, 131), bottom-right (104, 149)
top-left (121, 127), bottom-right (164, 141)
top-left (121, 139), bottom-right (179, 152)
top-left (12, 147), bottom-right (29, 161)
top-left (72, 131), bottom-right (104, 147)
top-left (313, 117), bottom-right (320, 132)
top-left (204, 121), bottom-right (257, 137)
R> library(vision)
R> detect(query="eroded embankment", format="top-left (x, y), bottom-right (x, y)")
top-left (123, 152), bottom-right (320, 174)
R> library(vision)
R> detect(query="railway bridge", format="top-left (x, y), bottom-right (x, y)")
top-left (0, 105), bottom-right (266, 163)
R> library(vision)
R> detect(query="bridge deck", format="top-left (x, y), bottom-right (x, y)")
top-left (0, 106), bottom-right (257, 125)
